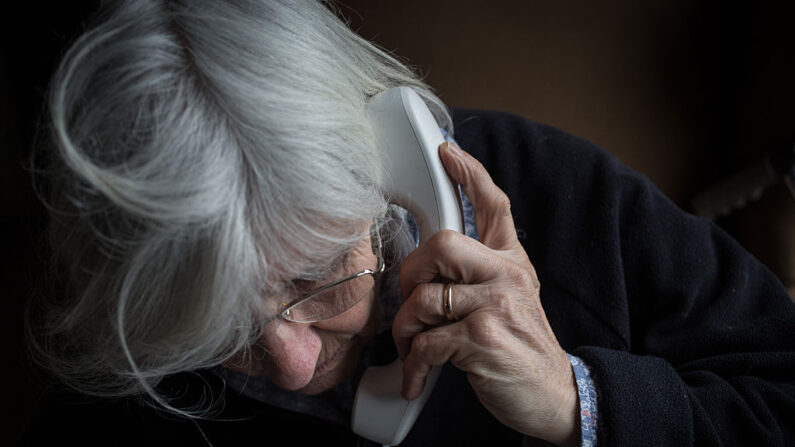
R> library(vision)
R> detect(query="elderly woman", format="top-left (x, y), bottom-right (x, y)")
top-left (26, 1), bottom-right (795, 446)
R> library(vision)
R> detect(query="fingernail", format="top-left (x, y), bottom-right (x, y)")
top-left (447, 140), bottom-right (463, 156)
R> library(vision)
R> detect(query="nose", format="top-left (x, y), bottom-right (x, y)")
top-left (258, 319), bottom-right (322, 391)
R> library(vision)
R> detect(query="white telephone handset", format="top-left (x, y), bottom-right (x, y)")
top-left (351, 87), bottom-right (464, 445)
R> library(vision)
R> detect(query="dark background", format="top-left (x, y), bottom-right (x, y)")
top-left (3, 1), bottom-right (793, 444)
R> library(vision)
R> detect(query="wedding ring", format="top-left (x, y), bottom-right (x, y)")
top-left (443, 283), bottom-right (456, 321)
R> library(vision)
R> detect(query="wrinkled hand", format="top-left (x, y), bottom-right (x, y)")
top-left (393, 142), bottom-right (580, 446)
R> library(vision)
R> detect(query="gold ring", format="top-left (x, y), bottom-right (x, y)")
top-left (443, 283), bottom-right (456, 321)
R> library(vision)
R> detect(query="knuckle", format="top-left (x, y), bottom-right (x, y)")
top-left (523, 269), bottom-right (541, 293)
top-left (411, 331), bottom-right (433, 356)
top-left (434, 229), bottom-right (459, 248)
top-left (497, 195), bottom-right (513, 221)
top-left (481, 285), bottom-right (524, 326)
top-left (467, 313), bottom-right (505, 348)
top-left (480, 281), bottom-right (504, 302)
top-left (427, 229), bottom-right (461, 263)
top-left (484, 284), bottom-right (512, 312)
top-left (516, 267), bottom-right (537, 289)
top-left (496, 189), bottom-right (512, 211)
top-left (474, 188), bottom-right (512, 220)
top-left (503, 263), bottom-right (538, 292)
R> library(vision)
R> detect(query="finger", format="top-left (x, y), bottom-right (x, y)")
top-left (398, 229), bottom-right (504, 302)
top-left (401, 325), bottom-right (459, 400)
top-left (439, 141), bottom-right (520, 251)
top-left (393, 282), bottom-right (488, 360)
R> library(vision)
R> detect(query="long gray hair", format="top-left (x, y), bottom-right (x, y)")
top-left (28, 0), bottom-right (451, 414)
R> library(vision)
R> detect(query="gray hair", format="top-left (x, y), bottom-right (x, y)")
top-left (28, 0), bottom-right (451, 413)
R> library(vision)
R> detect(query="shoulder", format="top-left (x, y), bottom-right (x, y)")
top-left (450, 108), bottom-right (607, 161)
top-left (448, 108), bottom-right (641, 227)
top-left (449, 108), bottom-right (630, 191)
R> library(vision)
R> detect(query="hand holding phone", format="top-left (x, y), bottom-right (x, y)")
top-left (354, 88), bottom-right (580, 447)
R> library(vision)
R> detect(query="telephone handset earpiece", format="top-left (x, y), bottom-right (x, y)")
top-left (351, 87), bottom-right (463, 445)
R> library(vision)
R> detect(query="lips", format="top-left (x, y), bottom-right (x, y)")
top-left (314, 338), bottom-right (351, 375)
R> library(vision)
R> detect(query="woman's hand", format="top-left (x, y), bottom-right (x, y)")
top-left (393, 142), bottom-right (580, 447)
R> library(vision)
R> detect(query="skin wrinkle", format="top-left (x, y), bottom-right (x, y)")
top-left (313, 336), bottom-right (348, 374)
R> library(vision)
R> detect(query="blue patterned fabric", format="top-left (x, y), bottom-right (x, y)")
top-left (569, 354), bottom-right (599, 447)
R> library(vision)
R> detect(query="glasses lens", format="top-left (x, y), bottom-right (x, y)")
top-left (283, 274), bottom-right (375, 323)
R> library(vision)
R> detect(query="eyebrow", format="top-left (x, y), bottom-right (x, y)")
top-left (288, 223), bottom-right (374, 284)
top-left (291, 249), bottom-right (350, 283)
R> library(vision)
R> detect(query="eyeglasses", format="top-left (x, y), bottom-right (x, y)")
top-left (265, 221), bottom-right (384, 324)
